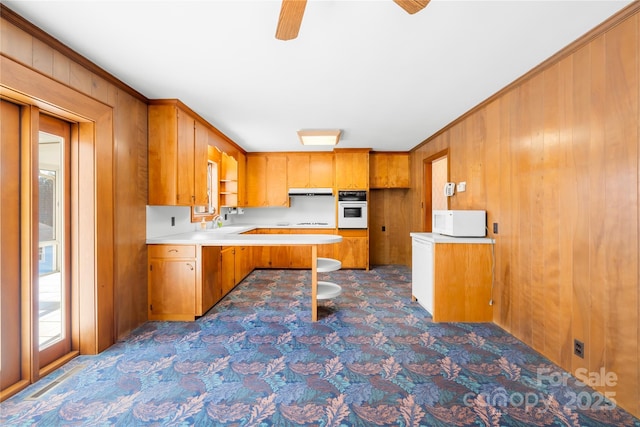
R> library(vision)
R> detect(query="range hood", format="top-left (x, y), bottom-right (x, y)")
top-left (288, 188), bottom-right (334, 196)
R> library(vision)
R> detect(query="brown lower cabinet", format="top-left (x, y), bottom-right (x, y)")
top-left (252, 228), bottom-right (368, 269)
top-left (147, 228), bottom-right (367, 321)
top-left (253, 229), bottom-right (339, 268)
top-left (336, 229), bottom-right (369, 269)
top-left (148, 244), bottom-right (220, 321)
top-left (221, 245), bottom-right (253, 295)
top-left (289, 229), bottom-right (336, 267)
top-left (234, 246), bottom-right (253, 283)
top-left (148, 243), bottom-right (252, 321)
top-left (252, 229), bottom-right (291, 267)
top-left (220, 247), bottom-right (236, 296)
top-left (201, 246), bottom-right (223, 313)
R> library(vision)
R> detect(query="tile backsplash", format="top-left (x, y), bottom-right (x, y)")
top-left (146, 206), bottom-right (194, 238)
top-left (226, 196), bottom-right (335, 227)
top-left (147, 196), bottom-right (336, 238)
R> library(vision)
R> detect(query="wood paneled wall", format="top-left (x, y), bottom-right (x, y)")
top-left (1, 7), bottom-right (149, 342)
top-left (114, 91), bottom-right (148, 338)
top-left (410, 6), bottom-right (639, 417)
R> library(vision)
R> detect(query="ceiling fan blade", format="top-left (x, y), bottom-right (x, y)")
top-left (275, 0), bottom-right (308, 41)
top-left (393, 0), bottom-right (430, 15)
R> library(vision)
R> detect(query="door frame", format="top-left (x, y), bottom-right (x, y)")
top-left (1, 55), bottom-right (115, 400)
top-left (422, 149), bottom-right (449, 232)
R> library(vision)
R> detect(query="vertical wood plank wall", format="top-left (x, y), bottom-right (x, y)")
top-left (410, 9), bottom-right (639, 417)
top-left (114, 91), bottom-right (148, 337)
top-left (0, 14), bottom-right (149, 340)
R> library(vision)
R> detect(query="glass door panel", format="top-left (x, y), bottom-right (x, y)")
top-left (38, 115), bottom-right (71, 367)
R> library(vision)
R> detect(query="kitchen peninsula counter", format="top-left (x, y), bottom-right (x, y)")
top-left (147, 229), bottom-right (340, 245)
top-left (147, 229), bottom-right (341, 322)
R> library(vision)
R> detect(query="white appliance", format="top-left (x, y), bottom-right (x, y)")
top-left (432, 210), bottom-right (486, 237)
top-left (338, 190), bottom-right (368, 229)
top-left (411, 236), bottom-right (434, 315)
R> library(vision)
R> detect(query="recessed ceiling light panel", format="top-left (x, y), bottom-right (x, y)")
top-left (297, 130), bottom-right (341, 146)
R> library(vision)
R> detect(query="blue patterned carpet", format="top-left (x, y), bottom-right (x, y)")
top-left (2, 266), bottom-right (639, 426)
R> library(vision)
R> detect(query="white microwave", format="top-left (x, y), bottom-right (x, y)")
top-left (432, 210), bottom-right (486, 237)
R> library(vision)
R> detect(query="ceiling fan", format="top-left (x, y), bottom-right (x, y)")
top-left (275, 0), bottom-right (430, 41)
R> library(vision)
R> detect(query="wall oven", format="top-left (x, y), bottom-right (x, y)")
top-left (338, 190), bottom-right (368, 229)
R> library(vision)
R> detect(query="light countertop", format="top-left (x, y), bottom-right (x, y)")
top-left (410, 232), bottom-right (494, 244)
top-left (147, 226), bottom-right (342, 245)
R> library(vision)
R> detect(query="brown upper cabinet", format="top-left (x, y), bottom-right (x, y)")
top-left (148, 100), bottom-right (208, 206)
top-left (236, 152), bottom-right (247, 207)
top-left (246, 153), bottom-right (289, 207)
top-left (287, 153), bottom-right (334, 188)
top-left (220, 152), bottom-right (238, 208)
top-left (334, 148), bottom-right (370, 190)
top-left (369, 152), bottom-right (411, 189)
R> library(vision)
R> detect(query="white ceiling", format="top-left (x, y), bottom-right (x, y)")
top-left (5, 0), bottom-right (633, 152)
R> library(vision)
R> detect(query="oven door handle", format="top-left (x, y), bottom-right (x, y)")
top-left (339, 202), bottom-right (367, 207)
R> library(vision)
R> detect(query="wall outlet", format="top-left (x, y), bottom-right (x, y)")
top-left (574, 339), bottom-right (584, 358)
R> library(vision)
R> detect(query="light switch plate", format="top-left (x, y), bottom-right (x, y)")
top-left (457, 182), bottom-right (466, 192)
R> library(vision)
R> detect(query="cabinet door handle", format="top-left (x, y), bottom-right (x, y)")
top-left (186, 263), bottom-right (194, 270)
top-left (169, 249), bottom-right (178, 253)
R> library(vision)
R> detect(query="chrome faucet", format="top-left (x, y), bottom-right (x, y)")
top-left (211, 214), bottom-right (222, 228)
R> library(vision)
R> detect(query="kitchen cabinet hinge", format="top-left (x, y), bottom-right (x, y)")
top-left (150, 304), bottom-right (153, 312)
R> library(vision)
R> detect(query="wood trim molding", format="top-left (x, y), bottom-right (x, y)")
top-left (20, 104), bottom-right (39, 383)
top-left (412, 1), bottom-right (640, 152)
top-left (422, 149), bottom-right (449, 231)
top-left (0, 4), bottom-right (147, 103)
top-left (370, 150), bottom-right (410, 155)
top-left (0, 380), bottom-right (29, 402)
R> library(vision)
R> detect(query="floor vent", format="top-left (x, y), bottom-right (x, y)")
top-left (25, 364), bottom-right (85, 400)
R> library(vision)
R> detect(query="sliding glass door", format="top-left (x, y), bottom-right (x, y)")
top-left (0, 104), bottom-right (73, 400)
top-left (38, 114), bottom-right (71, 368)
top-left (0, 100), bottom-right (23, 395)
